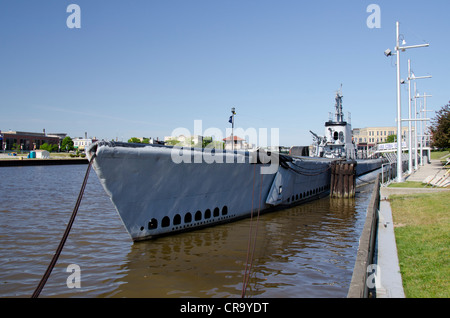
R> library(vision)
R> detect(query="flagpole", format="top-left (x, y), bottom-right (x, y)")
top-left (231, 107), bottom-right (236, 151)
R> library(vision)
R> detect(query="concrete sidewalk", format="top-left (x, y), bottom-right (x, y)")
top-left (376, 200), bottom-right (405, 298)
top-left (406, 159), bottom-right (449, 187)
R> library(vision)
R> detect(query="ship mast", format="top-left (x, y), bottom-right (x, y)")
top-left (334, 84), bottom-right (344, 123)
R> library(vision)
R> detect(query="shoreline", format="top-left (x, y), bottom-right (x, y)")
top-left (0, 158), bottom-right (88, 166)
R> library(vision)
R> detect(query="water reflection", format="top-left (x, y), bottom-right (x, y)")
top-left (0, 165), bottom-right (372, 298)
top-left (103, 187), bottom-right (371, 298)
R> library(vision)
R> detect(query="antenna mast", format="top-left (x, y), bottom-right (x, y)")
top-left (334, 84), bottom-right (344, 123)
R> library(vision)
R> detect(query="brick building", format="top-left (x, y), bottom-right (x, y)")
top-left (0, 130), bottom-right (65, 151)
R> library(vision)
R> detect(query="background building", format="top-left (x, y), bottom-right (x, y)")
top-left (73, 138), bottom-right (94, 151)
top-left (0, 130), bottom-right (64, 151)
top-left (353, 126), bottom-right (412, 157)
top-left (223, 135), bottom-right (255, 150)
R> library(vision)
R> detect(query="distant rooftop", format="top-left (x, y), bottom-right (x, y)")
top-left (223, 136), bottom-right (245, 141)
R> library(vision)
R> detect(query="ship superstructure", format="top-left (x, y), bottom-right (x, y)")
top-left (310, 87), bottom-right (356, 159)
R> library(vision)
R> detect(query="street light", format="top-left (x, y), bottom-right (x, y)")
top-left (385, 21), bottom-right (429, 182)
top-left (415, 92), bottom-right (433, 166)
top-left (402, 60), bottom-right (432, 173)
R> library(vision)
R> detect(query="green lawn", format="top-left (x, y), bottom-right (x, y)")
top-left (389, 191), bottom-right (450, 297)
top-left (388, 181), bottom-right (433, 188)
top-left (430, 150), bottom-right (450, 160)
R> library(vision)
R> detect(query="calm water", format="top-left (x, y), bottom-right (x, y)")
top-left (0, 164), bottom-right (374, 298)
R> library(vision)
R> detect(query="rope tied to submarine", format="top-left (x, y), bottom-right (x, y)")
top-left (241, 164), bottom-right (263, 298)
top-left (31, 153), bottom-right (96, 298)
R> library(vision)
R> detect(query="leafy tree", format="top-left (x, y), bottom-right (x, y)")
top-left (165, 139), bottom-right (180, 146)
top-left (128, 137), bottom-right (142, 143)
top-left (202, 137), bottom-right (213, 148)
top-left (430, 102), bottom-right (450, 149)
top-left (61, 136), bottom-right (74, 152)
top-left (386, 134), bottom-right (396, 143)
top-left (40, 143), bottom-right (58, 152)
top-left (12, 143), bottom-right (20, 152)
top-left (205, 140), bottom-right (224, 149)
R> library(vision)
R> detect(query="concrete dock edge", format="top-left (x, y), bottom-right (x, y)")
top-left (347, 174), bottom-right (380, 298)
top-left (376, 197), bottom-right (405, 298)
top-left (347, 174), bottom-right (409, 298)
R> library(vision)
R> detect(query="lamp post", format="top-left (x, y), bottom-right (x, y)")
top-left (231, 107), bottom-right (236, 151)
top-left (385, 21), bottom-right (429, 182)
top-left (414, 92), bottom-right (432, 166)
top-left (404, 60), bottom-right (432, 173)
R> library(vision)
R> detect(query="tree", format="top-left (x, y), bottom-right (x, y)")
top-left (61, 136), bottom-right (74, 152)
top-left (386, 134), bottom-right (396, 143)
top-left (430, 102), bottom-right (450, 149)
top-left (165, 139), bottom-right (180, 146)
top-left (128, 137), bottom-right (142, 143)
top-left (40, 143), bottom-right (58, 152)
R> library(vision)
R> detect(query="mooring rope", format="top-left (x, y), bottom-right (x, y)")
top-left (241, 165), bottom-right (256, 297)
top-left (241, 166), bottom-right (263, 298)
top-left (31, 154), bottom-right (96, 298)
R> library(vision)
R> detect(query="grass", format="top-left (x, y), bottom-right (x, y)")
top-left (388, 181), bottom-right (434, 188)
top-left (389, 191), bottom-right (450, 297)
top-left (430, 150), bottom-right (450, 160)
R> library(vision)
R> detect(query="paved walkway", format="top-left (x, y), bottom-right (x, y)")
top-left (406, 159), bottom-right (450, 187)
top-left (377, 160), bottom-right (449, 298)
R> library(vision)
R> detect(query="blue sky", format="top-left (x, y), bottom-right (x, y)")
top-left (0, 0), bottom-right (448, 146)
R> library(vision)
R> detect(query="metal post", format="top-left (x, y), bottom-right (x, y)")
top-left (423, 93), bottom-right (430, 164)
top-left (420, 99), bottom-right (423, 165)
top-left (407, 59), bottom-right (412, 174)
top-left (395, 22), bottom-right (403, 182)
top-left (424, 93), bottom-right (428, 147)
top-left (388, 21), bottom-right (429, 182)
top-left (231, 107), bottom-right (236, 151)
top-left (414, 93), bottom-right (432, 166)
top-left (414, 82), bottom-right (418, 171)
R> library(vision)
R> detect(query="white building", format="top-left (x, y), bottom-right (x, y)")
top-left (223, 136), bottom-right (247, 150)
top-left (73, 138), bottom-right (94, 151)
